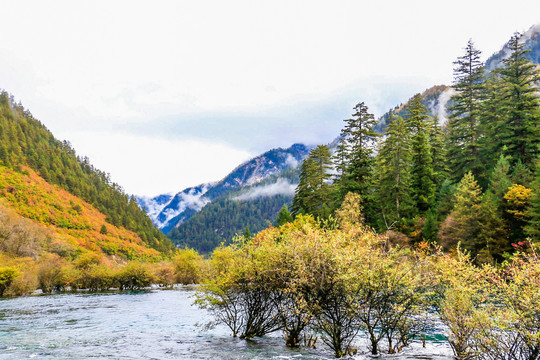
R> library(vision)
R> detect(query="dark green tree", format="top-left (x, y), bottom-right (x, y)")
top-left (525, 159), bottom-right (540, 243)
top-left (336, 102), bottom-right (379, 200)
top-left (243, 226), bottom-right (252, 242)
top-left (374, 114), bottom-right (414, 229)
top-left (488, 154), bottom-right (513, 208)
top-left (511, 159), bottom-right (533, 186)
top-left (477, 190), bottom-right (510, 263)
top-left (447, 40), bottom-right (485, 181)
top-left (291, 145), bottom-right (334, 219)
top-left (428, 116), bottom-right (448, 188)
top-left (404, 94), bottom-right (435, 213)
top-left (496, 33), bottom-right (540, 168)
top-left (275, 204), bottom-right (293, 226)
top-left (478, 73), bottom-right (505, 174)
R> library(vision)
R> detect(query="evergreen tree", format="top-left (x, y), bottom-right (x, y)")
top-left (374, 115), bottom-right (413, 229)
top-left (496, 33), bottom-right (540, 168)
top-left (447, 40), bottom-right (485, 181)
top-left (333, 136), bottom-right (349, 179)
top-left (428, 116), bottom-right (448, 188)
top-left (243, 226), bottom-right (252, 242)
top-left (435, 179), bottom-right (457, 220)
top-left (525, 160), bottom-right (540, 243)
top-left (291, 145), bottom-right (334, 219)
top-left (404, 94), bottom-right (435, 213)
top-left (488, 154), bottom-right (513, 209)
top-left (336, 102), bottom-right (379, 200)
top-left (422, 210), bottom-right (438, 241)
top-left (478, 74), bottom-right (505, 174)
top-left (477, 190), bottom-right (510, 263)
top-left (438, 172), bottom-right (482, 256)
top-left (275, 204), bottom-right (293, 226)
top-left (511, 159), bottom-right (533, 186)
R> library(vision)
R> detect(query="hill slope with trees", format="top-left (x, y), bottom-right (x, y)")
top-left (0, 91), bottom-right (173, 255)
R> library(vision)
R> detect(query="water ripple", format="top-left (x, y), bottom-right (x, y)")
top-left (0, 289), bottom-right (453, 359)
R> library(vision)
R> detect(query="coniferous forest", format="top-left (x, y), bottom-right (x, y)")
top-left (292, 33), bottom-right (539, 264)
top-left (0, 92), bottom-right (173, 254)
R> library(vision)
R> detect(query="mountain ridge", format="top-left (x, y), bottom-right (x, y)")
top-left (136, 143), bottom-right (311, 233)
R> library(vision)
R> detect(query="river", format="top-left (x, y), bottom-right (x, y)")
top-left (0, 287), bottom-right (453, 359)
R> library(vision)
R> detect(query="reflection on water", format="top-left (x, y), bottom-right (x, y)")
top-left (0, 288), bottom-right (453, 359)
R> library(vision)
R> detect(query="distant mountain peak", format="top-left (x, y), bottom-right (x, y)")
top-left (137, 142), bottom-right (311, 233)
top-left (485, 23), bottom-right (540, 72)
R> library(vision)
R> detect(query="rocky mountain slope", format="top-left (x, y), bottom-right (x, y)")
top-left (136, 143), bottom-right (311, 234)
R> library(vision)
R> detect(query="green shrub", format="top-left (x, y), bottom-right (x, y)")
top-left (115, 262), bottom-right (154, 290)
top-left (0, 267), bottom-right (19, 296)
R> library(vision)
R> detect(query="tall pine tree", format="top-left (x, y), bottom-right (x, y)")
top-left (525, 159), bottom-right (540, 243)
top-left (374, 114), bottom-right (413, 229)
top-left (447, 40), bottom-right (485, 182)
top-left (404, 94), bottom-right (435, 213)
top-left (335, 102), bottom-right (379, 201)
top-left (496, 33), bottom-right (540, 169)
top-left (478, 73), bottom-right (506, 174)
top-left (291, 145), bottom-right (334, 219)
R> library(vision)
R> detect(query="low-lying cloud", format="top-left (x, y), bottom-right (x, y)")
top-left (233, 179), bottom-right (297, 201)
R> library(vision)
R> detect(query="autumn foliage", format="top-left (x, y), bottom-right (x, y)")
top-left (198, 203), bottom-right (540, 358)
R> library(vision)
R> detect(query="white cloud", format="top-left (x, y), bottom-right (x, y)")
top-left (285, 154), bottom-right (300, 169)
top-left (179, 185), bottom-right (212, 212)
top-left (1, 0), bottom-right (539, 195)
top-left (233, 179), bottom-right (297, 201)
top-left (436, 88), bottom-right (456, 125)
top-left (59, 131), bottom-right (251, 196)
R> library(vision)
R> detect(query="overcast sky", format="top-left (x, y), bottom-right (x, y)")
top-left (1, 1), bottom-right (539, 196)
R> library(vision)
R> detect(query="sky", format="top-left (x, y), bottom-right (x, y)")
top-left (1, 0), bottom-right (539, 196)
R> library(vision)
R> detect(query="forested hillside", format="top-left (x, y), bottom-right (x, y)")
top-left (169, 168), bottom-right (300, 253)
top-left (0, 165), bottom-right (161, 260)
top-left (292, 32), bottom-right (540, 264)
top-left (0, 91), bottom-right (173, 254)
top-left (136, 143), bottom-right (310, 234)
top-left (373, 85), bottom-right (452, 133)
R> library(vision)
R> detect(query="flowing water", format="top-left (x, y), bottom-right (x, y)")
top-left (0, 287), bottom-right (453, 359)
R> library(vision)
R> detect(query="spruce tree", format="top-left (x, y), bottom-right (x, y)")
top-left (496, 33), bottom-right (540, 168)
top-left (447, 40), bottom-right (485, 181)
top-left (336, 102), bottom-right (379, 200)
top-left (478, 74), bottom-right (505, 174)
top-left (404, 94), bottom-right (435, 213)
top-left (291, 145), bottom-right (334, 218)
top-left (511, 159), bottom-right (533, 186)
top-left (525, 160), bottom-right (540, 243)
top-left (275, 204), bottom-right (293, 226)
top-left (428, 116), bottom-right (448, 188)
top-left (374, 115), bottom-right (413, 228)
top-left (488, 154), bottom-right (513, 208)
top-left (477, 190), bottom-right (510, 263)
top-left (474, 155), bottom-right (513, 261)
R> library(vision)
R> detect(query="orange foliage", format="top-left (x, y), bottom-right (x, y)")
top-left (0, 165), bottom-right (160, 261)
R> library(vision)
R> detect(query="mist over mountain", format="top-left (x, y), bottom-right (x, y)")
top-left (135, 143), bottom-right (311, 235)
top-left (485, 23), bottom-right (540, 71)
top-left (136, 23), bottom-right (540, 254)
